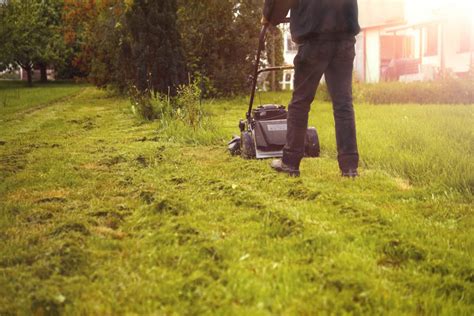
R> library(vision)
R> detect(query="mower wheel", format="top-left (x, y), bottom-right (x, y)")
top-left (228, 136), bottom-right (241, 156)
top-left (305, 127), bottom-right (320, 157)
top-left (241, 131), bottom-right (256, 159)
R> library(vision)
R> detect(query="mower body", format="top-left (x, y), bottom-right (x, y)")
top-left (227, 15), bottom-right (320, 160)
top-left (245, 104), bottom-right (288, 159)
top-left (228, 104), bottom-right (320, 159)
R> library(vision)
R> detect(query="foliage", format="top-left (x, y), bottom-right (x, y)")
top-left (0, 0), bottom-right (68, 85)
top-left (129, 85), bottom-right (171, 121)
top-left (0, 69), bottom-right (20, 80)
top-left (63, 0), bottom-right (130, 90)
top-left (178, 0), bottom-right (261, 96)
top-left (64, 0), bottom-right (186, 95)
top-left (61, 0), bottom-right (267, 96)
top-left (130, 79), bottom-right (204, 131)
top-left (126, 0), bottom-right (186, 95)
top-left (0, 85), bottom-right (472, 315)
top-left (175, 80), bottom-right (203, 128)
top-left (265, 25), bottom-right (285, 91)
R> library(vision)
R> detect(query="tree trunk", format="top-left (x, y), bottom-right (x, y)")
top-left (39, 63), bottom-right (48, 82)
top-left (25, 66), bottom-right (33, 87)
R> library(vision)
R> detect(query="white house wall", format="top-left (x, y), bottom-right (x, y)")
top-left (421, 25), bottom-right (441, 69)
top-left (443, 20), bottom-right (472, 73)
top-left (354, 34), bottom-right (365, 81)
top-left (365, 29), bottom-right (381, 83)
top-left (405, 0), bottom-right (473, 74)
top-left (283, 31), bottom-right (297, 65)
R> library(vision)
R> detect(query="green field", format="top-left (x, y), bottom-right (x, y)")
top-left (0, 83), bottom-right (473, 315)
top-left (0, 81), bottom-right (86, 117)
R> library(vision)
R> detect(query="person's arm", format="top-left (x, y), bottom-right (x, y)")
top-left (262, 0), bottom-right (274, 25)
top-left (262, 0), bottom-right (295, 26)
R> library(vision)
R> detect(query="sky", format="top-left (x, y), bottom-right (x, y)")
top-left (358, 0), bottom-right (473, 28)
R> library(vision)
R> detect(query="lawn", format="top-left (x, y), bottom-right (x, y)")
top-left (0, 81), bottom-right (86, 117)
top-left (0, 83), bottom-right (472, 315)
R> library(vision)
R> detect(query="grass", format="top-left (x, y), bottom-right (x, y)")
top-left (0, 80), bottom-right (86, 117)
top-left (217, 92), bottom-right (474, 192)
top-left (0, 83), bottom-right (472, 315)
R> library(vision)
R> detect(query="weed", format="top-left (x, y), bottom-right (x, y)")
top-left (175, 80), bottom-right (203, 129)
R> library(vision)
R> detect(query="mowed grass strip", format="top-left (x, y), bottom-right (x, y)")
top-left (0, 80), bottom-right (87, 118)
top-left (0, 86), bottom-right (472, 315)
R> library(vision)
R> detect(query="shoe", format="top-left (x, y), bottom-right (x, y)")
top-left (271, 159), bottom-right (300, 177)
top-left (341, 169), bottom-right (359, 178)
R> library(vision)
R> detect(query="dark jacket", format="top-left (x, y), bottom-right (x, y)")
top-left (264, 0), bottom-right (360, 43)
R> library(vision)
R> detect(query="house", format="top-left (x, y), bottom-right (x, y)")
top-left (281, 0), bottom-right (474, 87)
top-left (281, 24), bottom-right (298, 90)
top-left (20, 67), bottom-right (55, 81)
top-left (355, 0), bottom-right (406, 82)
top-left (357, 0), bottom-right (473, 82)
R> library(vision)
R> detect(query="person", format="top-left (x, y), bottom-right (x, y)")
top-left (263, 0), bottom-right (361, 178)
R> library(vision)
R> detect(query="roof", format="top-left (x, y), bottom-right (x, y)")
top-left (385, 19), bottom-right (446, 33)
top-left (361, 20), bottom-right (406, 31)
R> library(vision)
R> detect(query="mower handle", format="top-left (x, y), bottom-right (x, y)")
top-left (247, 24), bottom-right (269, 120)
top-left (257, 65), bottom-right (294, 75)
top-left (247, 20), bottom-right (292, 120)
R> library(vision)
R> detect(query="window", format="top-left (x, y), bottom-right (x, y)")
top-left (424, 24), bottom-right (438, 57)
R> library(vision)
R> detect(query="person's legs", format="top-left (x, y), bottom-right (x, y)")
top-left (324, 39), bottom-right (359, 172)
top-left (282, 41), bottom-right (332, 168)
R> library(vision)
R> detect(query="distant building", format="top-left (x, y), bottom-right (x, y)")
top-left (19, 67), bottom-right (55, 81)
top-left (281, 0), bottom-right (474, 87)
top-left (357, 0), bottom-right (473, 82)
top-left (281, 26), bottom-right (298, 90)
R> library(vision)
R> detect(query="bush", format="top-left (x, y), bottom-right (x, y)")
top-left (0, 70), bottom-right (20, 80)
top-left (129, 85), bottom-right (172, 121)
top-left (175, 80), bottom-right (203, 129)
top-left (129, 79), bottom-right (205, 128)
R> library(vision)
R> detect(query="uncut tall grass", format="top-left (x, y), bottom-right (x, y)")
top-left (245, 92), bottom-right (473, 193)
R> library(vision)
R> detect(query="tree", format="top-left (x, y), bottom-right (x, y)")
top-left (36, 0), bottom-right (68, 82)
top-left (63, 0), bottom-right (130, 88)
top-left (63, 0), bottom-right (186, 95)
top-left (127, 0), bottom-right (186, 95)
top-left (0, 2), bottom-right (13, 72)
top-left (177, 0), bottom-right (262, 96)
top-left (61, 0), bottom-right (262, 96)
top-left (0, 0), bottom-right (67, 85)
top-left (265, 25), bottom-right (284, 91)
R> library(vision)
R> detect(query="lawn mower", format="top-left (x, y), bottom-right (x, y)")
top-left (228, 19), bottom-right (320, 159)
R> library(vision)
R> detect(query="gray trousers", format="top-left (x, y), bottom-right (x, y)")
top-left (282, 38), bottom-right (359, 171)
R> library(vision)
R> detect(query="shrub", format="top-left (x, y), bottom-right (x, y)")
top-left (129, 85), bottom-right (172, 121)
top-left (129, 79), bottom-right (205, 129)
top-left (175, 80), bottom-right (203, 129)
